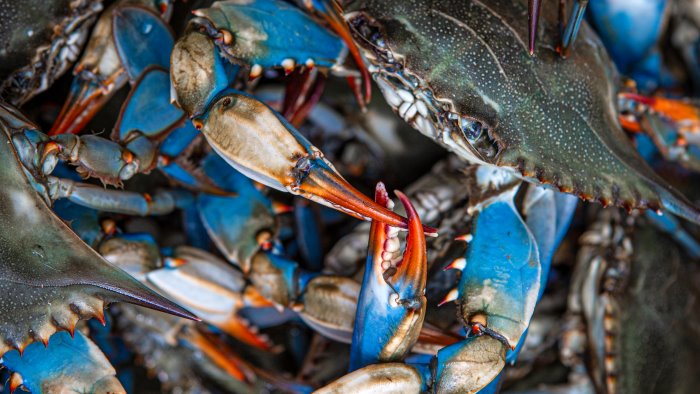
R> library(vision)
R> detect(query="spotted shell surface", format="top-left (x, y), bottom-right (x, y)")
top-left (346, 0), bottom-right (700, 223)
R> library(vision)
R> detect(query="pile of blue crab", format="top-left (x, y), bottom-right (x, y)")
top-left (2, 0), bottom-right (700, 393)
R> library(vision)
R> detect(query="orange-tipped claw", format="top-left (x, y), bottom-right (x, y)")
top-left (185, 330), bottom-right (254, 383)
top-left (297, 160), bottom-right (437, 235)
top-left (388, 190), bottom-right (427, 299)
top-left (49, 71), bottom-right (125, 136)
top-left (200, 90), bottom-right (437, 235)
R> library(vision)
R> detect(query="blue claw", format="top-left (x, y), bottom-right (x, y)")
top-left (2, 332), bottom-right (124, 394)
top-left (115, 67), bottom-right (184, 141)
top-left (194, 0), bottom-right (346, 71)
top-left (112, 5), bottom-right (173, 81)
top-left (350, 184), bottom-right (427, 371)
top-left (196, 153), bottom-right (278, 273)
top-left (449, 188), bottom-right (540, 349)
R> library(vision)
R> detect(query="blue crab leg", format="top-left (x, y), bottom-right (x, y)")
top-left (171, 0), bottom-right (348, 116)
top-left (0, 103), bottom-right (196, 355)
top-left (192, 0), bottom-right (346, 72)
top-left (49, 177), bottom-right (193, 216)
top-left (195, 152), bottom-right (278, 273)
top-left (49, 1), bottom-right (172, 136)
top-left (2, 331), bottom-right (124, 394)
top-left (112, 5), bottom-right (174, 81)
top-left (560, 0), bottom-right (589, 57)
top-left (114, 67), bottom-right (184, 142)
top-left (195, 89), bottom-right (437, 234)
top-left (349, 184), bottom-right (427, 371)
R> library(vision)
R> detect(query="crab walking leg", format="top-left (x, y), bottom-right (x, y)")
top-left (349, 184), bottom-right (427, 370)
top-left (196, 89), bottom-right (436, 234)
top-left (296, 0), bottom-right (373, 104)
top-left (0, 102), bottom-right (196, 357)
top-left (49, 177), bottom-right (193, 216)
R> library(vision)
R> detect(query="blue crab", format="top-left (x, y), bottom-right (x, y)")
top-left (6, 0), bottom-right (700, 392)
top-left (0, 101), bottom-right (196, 358)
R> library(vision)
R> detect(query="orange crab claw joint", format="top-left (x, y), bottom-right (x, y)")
top-left (198, 89), bottom-right (437, 234)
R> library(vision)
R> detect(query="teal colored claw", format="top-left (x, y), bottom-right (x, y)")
top-left (2, 332), bottom-right (124, 394)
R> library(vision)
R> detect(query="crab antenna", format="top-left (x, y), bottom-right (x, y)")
top-left (528, 0), bottom-right (543, 56)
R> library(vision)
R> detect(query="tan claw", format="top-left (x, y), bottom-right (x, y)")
top-left (197, 90), bottom-right (436, 234)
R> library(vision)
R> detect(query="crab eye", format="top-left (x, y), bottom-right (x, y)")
top-left (460, 117), bottom-right (483, 141)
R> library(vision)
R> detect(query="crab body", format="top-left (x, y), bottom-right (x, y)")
top-left (344, 0), bottom-right (700, 223)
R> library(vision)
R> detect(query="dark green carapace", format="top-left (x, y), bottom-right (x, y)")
top-left (346, 0), bottom-right (700, 224)
top-left (0, 103), bottom-right (193, 355)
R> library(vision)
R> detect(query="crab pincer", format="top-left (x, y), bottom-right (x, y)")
top-left (350, 184), bottom-right (428, 370)
top-left (194, 89), bottom-right (437, 235)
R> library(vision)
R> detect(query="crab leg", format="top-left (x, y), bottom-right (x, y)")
top-left (195, 89), bottom-right (436, 233)
top-left (349, 184), bottom-right (427, 370)
top-left (49, 177), bottom-right (193, 216)
top-left (0, 102), bottom-right (196, 356)
top-left (298, 0), bottom-right (372, 105)
top-left (195, 152), bottom-right (280, 274)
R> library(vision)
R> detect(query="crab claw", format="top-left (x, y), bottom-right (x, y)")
top-left (197, 89), bottom-right (436, 234)
top-left (349, 184), bottom-right (427, 370)
top-left (49, 72), bottom-right (122, 136)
